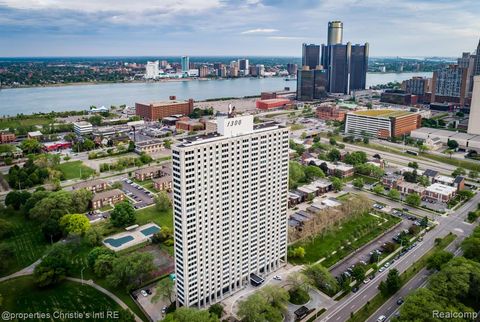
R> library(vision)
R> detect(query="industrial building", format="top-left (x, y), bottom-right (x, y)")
top-left (411, 126), bottom-right (480, 152)
top-left (135, 99), bottom-right (194, 121)
top-left (345, 109), bottom-right (421, 139)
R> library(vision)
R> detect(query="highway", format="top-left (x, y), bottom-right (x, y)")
top-left (317, 191), bottom-right (479, 322)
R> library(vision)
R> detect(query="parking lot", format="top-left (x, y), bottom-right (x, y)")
top-left (120, 179), bottom-right (155, 209)
top-left (132, 282), bottom-right (170, 322)
top-left (330, 206), bottom-right (416, 279)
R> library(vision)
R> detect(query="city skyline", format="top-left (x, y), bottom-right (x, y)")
top-left (0, 0), bottom-right (479, 57)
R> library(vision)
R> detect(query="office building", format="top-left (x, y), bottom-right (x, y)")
top-left (431, 64), bottom-right (468, 106)
top-left (380, 90), bottom-right (418, 105)
top-left (181, 56), bottom-right (190, 72)
top-left (316, 104), bottom-right (346, 121)
top-left (199, 66), bottom-right (209, 78)
top-left (349, 43), bottom-right (369, 91)
top-left (287, 63), bottom-right (298, 76)
top-left (172, 115), bottom-right (289, 307)
top-left (327, 21), bottom-right (343, 45)
top-left (145, 61), bottom-right (160, 79)
top-left (73, 121), bottom-right (93, 136)
top-left (135, 99), bottom-right (194, 121)
top-left (256, 64), bottom-right (265, 77)
top-left (302, 44), bottom-right (320, 70)
top-left (320, 21), bottom-right (368, 94)
top-left (239, 59), bottom-right (249, 76)
top-left (296, 67), bottom-right (327, 101)
top-left (249, 65), bottom-right (258, 77)
top-left (345, 109), bottom-right (421, 139)
top-left (468, 76), bottom-right (480, 135)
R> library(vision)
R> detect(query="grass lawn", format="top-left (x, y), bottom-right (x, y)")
top-left (136, 205), bottom-right (173, 230)
top-left (289, 213), bottom-right (401, 266)
top-left (347, 233), bottom-right (457, 322)
top-left (0, 209), bottom-right (51, 277)
top-left (0, 117), bottom-right (53, 130)
top-left (0, 276), bottom-right (123, 321)
top-left (57, 161), bottom-right (95, 180)
top-left (132, 179), bottom-right (156, 193)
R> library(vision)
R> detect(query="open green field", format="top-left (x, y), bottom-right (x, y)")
top-left (136, 205), bottom-right (173, 230)
top-left (57, 161), bottom-right (95, 180)
top-left (289, 213), bottom-right (401, 266)
top-left (0, 209), bottom-right (50, 277)
top-left (0, 276), bottom-right (123, 321)
top-left (0, 117), bottom-right (53, 130)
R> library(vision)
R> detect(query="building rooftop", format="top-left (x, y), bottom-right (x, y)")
top-left (137, 100), bottom-right (190, 107)
top-left (426, 183), bottom-right (456, 195)
top-left (135, 165), bottom-right (164, 175)
top-left (74, 121), bottom-right (93, 126)
top-left (72, 179), bottom-right (107, 190)
top-left (92, 189), bottom-right (124, 202)
top-left (352, 109), bottom-right (413, 118)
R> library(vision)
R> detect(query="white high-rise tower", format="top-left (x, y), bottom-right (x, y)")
top-left (172, 115), bottom-right (289, 307)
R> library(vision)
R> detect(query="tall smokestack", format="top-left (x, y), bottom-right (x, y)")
top-left (327, 21), bottom-right (343, 45)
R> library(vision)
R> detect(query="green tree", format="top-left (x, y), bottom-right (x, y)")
top-left (396, 288), bottom-right (451, 321)
top-left (304, 165), bottom-right (325, 182)
top-left (155, 191), bottom-right (172, 212)
top-left (327, 148), bottom-right (341, 162)
top-left (289, 161), bottom-right (306, 189)
top-left (388, 189), bottom-right (400, 200)
top-left (151, 227), bottom-right (173, 244)
top-left (208, 304), bottom-right (223, 319)
top-left (344, 151), bottom-right (368, 165)
top-left (417, 175), bottom-right (430, 187)
top-left (0, 219), bottom-right (14, 239)
top-left (237, 293), bottom-right (282, 322)
top-left (33, 243), bottom-right (71, 287)
top-left (20, 138), bottom-right (42, 154)
top-left (405, 193), bottom-right (421, 207)
top-left (30, 190), bottom-right (73, 221)
top-left (331, 177), bottom-right (344, 192)
top-left (94, 254), bottom-right (116, 277)
top-left (5, 190), bottom-right (31, 210)
top-left (452, 167), bottom-right (466, 177)
top-left (468, 170), bottom-right (479, 179)
top-left (152, 278), bottom-right (175, 305)
top-left (71, 188), bottom-right (93, 213)
top-left (41, 217), bottom-right (63, 242)
top-left (352, 178), bottom-right (364, 189)
top-left (110, 202), bottom-right (136, 227)
top-left (372, 184), bottom-right (385, 195)
top-left (163, 139), bottom-right (172, 149)
top-left (407, 161), bottom-right (419, 169)
top-left (85, 226), bottom-right (103, 246)
top-left (164, 307), bottom-right (219, 322)
top-left (461, 227), bottom-right (480, 262)
top-left (447, 140), bottom-right (459, 150)
top-left (59, 214), bottom-right (91, 235)
top-left (379, 268), bottom-right (401, 296)
top-left (106, 252), bottom-right (155, 291)
top-left (426, 250), bottom-right (453, 271)
top-left (303, 264), bottom-right (339, 296)
top-left (83, 138), bottom-right (95, 151)
top-left (351, 264), bottom-right (366, 283)
top-left (288, 246), bottom-right (306, 258)
top-left (87, 247), bottom-right (116, 268)
top-left (329, 138), bottom-right (337, 146)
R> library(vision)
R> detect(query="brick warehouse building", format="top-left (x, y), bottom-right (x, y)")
top-left (135, 99), bottom-right (194, 121)
top-left (345, 109), bottom-right (421, 139)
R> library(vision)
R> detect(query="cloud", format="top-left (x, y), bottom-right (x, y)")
top-left (241, 28), bottom-right (278, 34)
top-left (268, 36), bottom-right (302, 40)
top-left (0, 0), bottom-right (222, 13)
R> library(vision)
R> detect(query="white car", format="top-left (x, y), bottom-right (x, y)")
top-left (140, 290), bottom-right (148, 297)
top-left (377, 315), bottom-right (386, 322)
top-left (363, 279), bottom-right (370, 284)
top-left (273, 275), bottom-right (281, 280)
top-left (379, 267), bottom-right (385, 273)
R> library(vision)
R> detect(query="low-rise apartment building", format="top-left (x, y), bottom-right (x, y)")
top-left (0, 132), bottom-right (16, 143)
top-left (153, 175), bottom-right (172, 191)
top-left (72, 179), bottom-right (108, 193)
top-left (134, 139), bottom-right (164, 154)
top-left (91, 189), bottom-right (125, 210)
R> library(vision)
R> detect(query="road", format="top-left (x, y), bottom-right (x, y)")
top-left (365, 240), bottom-right (464, 322)
top-left (317, 191), bottom-right (479, 322)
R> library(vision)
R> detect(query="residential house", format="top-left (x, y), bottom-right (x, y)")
top-left (72, 179), bottom-right (108, 193)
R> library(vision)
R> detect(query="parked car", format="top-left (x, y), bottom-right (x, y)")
top-left (140, 290), bottom-right (148, 297)
top-left (397, 298), bottom-right (404, 305)
top-left (377, 315), bottom-right (387, 322)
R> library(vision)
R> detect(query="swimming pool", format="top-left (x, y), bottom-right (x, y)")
top-left (140, 225), bottom-right (161, 237)
top-left (104, 235), bottom-right (134, 247)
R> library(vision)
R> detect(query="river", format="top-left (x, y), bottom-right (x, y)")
top-left (0, 72), bottom-right (432, 116)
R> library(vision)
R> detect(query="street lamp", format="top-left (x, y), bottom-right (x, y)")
top-left (81, 266), bottom-right (86, 285)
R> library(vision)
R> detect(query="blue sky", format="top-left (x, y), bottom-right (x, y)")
top-left (0, 0), bottom-right (478, 57)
